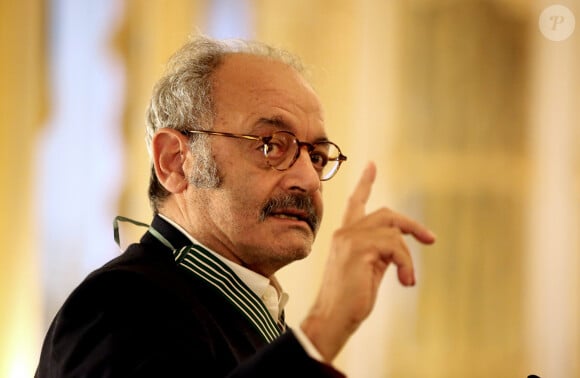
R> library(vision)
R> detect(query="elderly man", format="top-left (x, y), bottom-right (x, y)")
top-left (36, 36), bottom-right (435, 377)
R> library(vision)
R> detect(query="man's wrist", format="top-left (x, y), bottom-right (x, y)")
top-left (292, 326), bottom-right (326, 362)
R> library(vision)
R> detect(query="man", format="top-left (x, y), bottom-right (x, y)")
top-left (36, 36), bottom-right (435, 377)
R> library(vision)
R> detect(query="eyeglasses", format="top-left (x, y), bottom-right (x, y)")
top-left (182, 129), bottom-right (347, 181)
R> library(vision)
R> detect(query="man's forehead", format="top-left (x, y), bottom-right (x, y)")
top-left (212, 53), bottom-right (325, 138)
top-left (213, 54), bottom-right (320, 107)
top-left (214, 53), bottom-right (310, 92)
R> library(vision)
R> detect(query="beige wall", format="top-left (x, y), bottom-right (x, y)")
top-left (114, 0), bottom-right (211, 245)
top-left (0, 0), bottom-right (46, 376)
top-left (1, 0), bottom-right (578, 376)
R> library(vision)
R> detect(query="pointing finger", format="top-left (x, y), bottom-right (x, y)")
top-left (360, 208), bottom-right (437, 245)
top-left (342, 162), bottom-right (376, 226)
top-left (386, 212), bottom-right (437, 245)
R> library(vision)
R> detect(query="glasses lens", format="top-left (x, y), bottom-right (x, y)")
top-left (264, 132), bottom-right (344, 180)
top-left (264, 132), bottom-right (297, 169)
top-left (313, 142), bottom-right (342, 180)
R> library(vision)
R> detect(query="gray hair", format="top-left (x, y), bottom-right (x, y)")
top-left (145, 35), bottom-right (305, 213)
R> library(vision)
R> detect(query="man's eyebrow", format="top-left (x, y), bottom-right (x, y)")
top-left (254, 116), bottom-right (329, 142)
top-left (256, 116), bottom-right (290, 130)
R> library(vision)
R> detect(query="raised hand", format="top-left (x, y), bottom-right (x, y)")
top-left (300, 162), bottom-right (436, 362)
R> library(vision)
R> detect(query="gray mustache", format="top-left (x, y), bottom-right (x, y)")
top-left (260, 194), bottom-right (319, 232)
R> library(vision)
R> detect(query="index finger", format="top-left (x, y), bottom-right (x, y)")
top-left (342, 162), bottom-right (377, 226)
top-left (384, 211), bottom-right (437, 245)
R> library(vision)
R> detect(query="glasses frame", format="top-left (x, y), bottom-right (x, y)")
top-left (181, 129), bottom-right (347, 181)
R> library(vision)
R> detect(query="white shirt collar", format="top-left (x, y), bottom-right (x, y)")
top-left (158, 214), bottom-right (288, 317)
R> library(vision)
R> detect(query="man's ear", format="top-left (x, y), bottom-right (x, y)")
top-left (151, 129), bottom-right (190, 194)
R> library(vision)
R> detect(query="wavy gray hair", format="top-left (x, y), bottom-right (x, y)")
top-left (145, 35), bottom-right (305, 213)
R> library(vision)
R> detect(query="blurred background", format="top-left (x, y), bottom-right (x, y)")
top-left (1, 0), bottom-right (578, 377)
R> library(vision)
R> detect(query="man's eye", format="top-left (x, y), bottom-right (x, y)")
top-left (310, 153), bottom-right (328, 167)
top-left (264, 141), bottom-right (285, 156)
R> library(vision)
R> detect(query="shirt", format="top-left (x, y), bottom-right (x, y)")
top-left (159, 214), bottom-right (325, 362)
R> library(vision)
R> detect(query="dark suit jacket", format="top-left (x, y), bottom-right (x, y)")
top-left (36, 216), bottom-right (344, 377)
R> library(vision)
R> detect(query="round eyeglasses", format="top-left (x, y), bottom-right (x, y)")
top-left (182, 129), bottom-right (347, 181)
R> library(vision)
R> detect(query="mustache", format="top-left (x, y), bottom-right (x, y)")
top-left (259, 193), bottom-right (320, 232)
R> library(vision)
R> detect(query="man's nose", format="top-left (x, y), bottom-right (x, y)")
top-left (283, 146), bottom-right (321, 193)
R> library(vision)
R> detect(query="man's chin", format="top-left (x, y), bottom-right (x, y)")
top-left (270, 232), bottom-right (313, 260)
top-left (278, 228), bottom-right (314, 249)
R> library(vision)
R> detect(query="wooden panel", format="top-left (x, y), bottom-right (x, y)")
top-left (389, 1), bottom-right (531, 376)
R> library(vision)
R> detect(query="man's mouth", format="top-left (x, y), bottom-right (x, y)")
top-left (273, 214), bottom-right (300, 220)
top-left (271, 210), bottom-right (309, 223)
top-left (270, 210), bottom-right (313, 232)
top-left (260, 195), bottom-right (319, 233)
